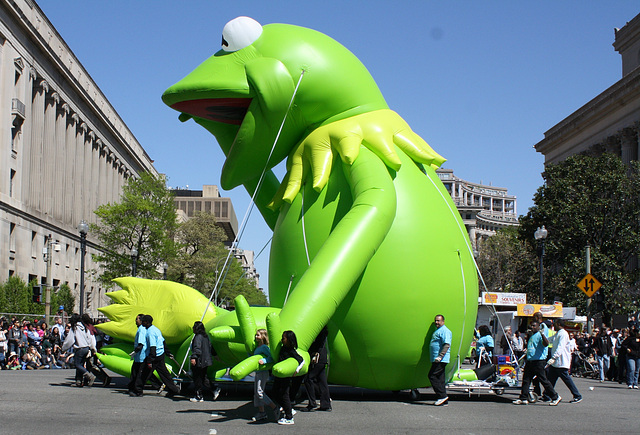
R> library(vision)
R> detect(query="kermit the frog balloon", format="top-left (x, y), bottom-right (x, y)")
top-left (98, 16), bottom-right (478, 391)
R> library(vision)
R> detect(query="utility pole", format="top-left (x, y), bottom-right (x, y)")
top-left (586, 244), bottom-right (592, 335)
top-left (44, 234), bottom-right (53, 325)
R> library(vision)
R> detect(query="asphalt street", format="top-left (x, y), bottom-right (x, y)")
top-left (1, 368), bottom-right (638, 434)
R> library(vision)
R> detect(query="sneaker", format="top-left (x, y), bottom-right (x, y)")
top-left (277, 418), bottom-right (294, 425)
top-left (512, 399), bottom-right (527, 405)
top-left (84, 372), bottom-right (96, 387)
top-left (190, 397), bottom-right (204, 403)
top-left (434, 397), bottom-right (449, 406)
top-left (569, 397), bottom-right (582, 403)
top-left (634, 386), bottom-right (639, 389)
top-left (549, 396), bottom-right (562, 406)
top-left (291, 409), bottom-right (297, 416)
top-left (628, 385), bottom-right (633, 389)
top-left (539, 396), bottom-right (550, 403)
top-left (213, 386), bottom-right (221, 400)
top-left (252, 412), bottom-right (268, 422)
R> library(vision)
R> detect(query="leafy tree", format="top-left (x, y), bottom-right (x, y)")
top-left (519, 153), bottom-right (640, 316)
top-left (170, 212), bottom-right (267, 306)
top-left (0, 277), bottom-right (43, 315)
top-left (91, 172), bottom-right (178, 287)
top-left (52, 283), bottom-right (75, 315)
top-left (476, 227), bottom-right (538, 294)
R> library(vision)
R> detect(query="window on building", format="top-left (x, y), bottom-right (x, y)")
top-left (9, 169), bottom-right (16, 197)
top-left (9, 223), bottom-right (16, 253)
top-left (222, 201), bottom-right (228, 218)
top-left (205, 201), bottom-right (212, 213)
top-left (31, 231), bottom-right (37, 258)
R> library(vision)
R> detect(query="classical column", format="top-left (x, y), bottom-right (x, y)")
top-left (99, 143), bottom-right (108, 206)
top-left (73, 122), bottom-right (87, 225)
top-left (64, 113), bottom-right (78, 222)
top-left (29, 79), bottom-right (48, 210)
top-left (42, 91), bottom-right (58, 216)
top-left (112, 157), bottom-right (120, 203)
top-left (21, 68), bottom-right (37, 205)
top-left (84, 131), bottom-right (94, 219)
top-left (54, 100), bottom-right (68, 221)
top-left (620, 127), bottom-right (637, 166)
top-left (604, 135), bottom-right (621, 156)
top-left (90, 139), bottom-right (101, 223)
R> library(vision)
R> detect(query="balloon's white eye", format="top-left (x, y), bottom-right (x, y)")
top-left (221, 16), bottom-right (263, 52)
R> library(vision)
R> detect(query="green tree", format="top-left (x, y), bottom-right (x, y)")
top-left (0, 277), bottom-right (43, 315)
top-left (52, 283), bottom-right (75, 315)
top-left (520, 153), bottom-right (640, 315)
top-left (170, 212), bottom-right (267, 306)
top-left (476, 227), bottom-right (538, 294)
top-left (91, 172), bottom-right (178, 287)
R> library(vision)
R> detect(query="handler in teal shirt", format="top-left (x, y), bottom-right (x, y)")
top-left (428, 314), bottom-right (452, 406)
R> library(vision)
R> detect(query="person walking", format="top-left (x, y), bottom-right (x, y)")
top-left (594, 328), bottom-right (613, 382)
top-left (622, 329), bottom-right (640, 388)
top-left (302, 326), bottom-right (332, 412)
top-left (513, 321), bottom-right (561, 406)
top-left (189, 321), bottom-right (214, 402)
top-left (428, 314), bottom-right (452, 406)
top-left (134, 315), bottom-right (180, 398)
top-left (61, 314), bottom-right (96, 387)
top-left (547, 319), bottom-right (582, 403)
top-left (251, 329), bottom-right (277, 421)
top-left (273, 330), bottom-right (304, 425)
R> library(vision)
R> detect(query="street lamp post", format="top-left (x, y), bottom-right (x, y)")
top-left (78, 220), bottom-right (89, 316)
top-left (131, 247), bottom-right (138, 277)
top-left (162, 262), bottom-right (168, 280)
top-left (534, 225), bottom-right (548, 304)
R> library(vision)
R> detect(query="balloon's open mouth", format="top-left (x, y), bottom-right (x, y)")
top-left (171, 98), bottom-right (251, 125)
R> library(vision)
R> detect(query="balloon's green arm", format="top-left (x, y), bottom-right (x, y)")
top-left (279, 145), bottom-right (397, 351)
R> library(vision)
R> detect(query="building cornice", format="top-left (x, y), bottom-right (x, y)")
top-left (534, 66), bottom-right (640, 156)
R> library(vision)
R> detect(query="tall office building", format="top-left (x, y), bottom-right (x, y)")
top-left (172, 185), bottom-right (260, 288)
top-left (0, 0), bottom-right (157, 314)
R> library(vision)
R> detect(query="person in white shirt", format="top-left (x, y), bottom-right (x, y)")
top-left (548, 319), bottom-right (582, 403)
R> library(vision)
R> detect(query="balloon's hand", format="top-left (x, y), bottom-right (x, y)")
top-left (95, 343), bottom-right (136, 377)
top-left (273, 350), bottom-right (310, 378)
top-left (96, 277), bottom-right (219, 346)
top-left (230, 354), bottom-right (272, 380)
top-left (269, 109), bottom-right (445, 209)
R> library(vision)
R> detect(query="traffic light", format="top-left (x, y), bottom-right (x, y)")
top-left (32, 286), bottom-right (41, 303)
top-left (594, 290), bottom-right (605, 312)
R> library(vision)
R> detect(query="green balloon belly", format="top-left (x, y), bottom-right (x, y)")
top-left (270, 162), bottom-right (478, 390)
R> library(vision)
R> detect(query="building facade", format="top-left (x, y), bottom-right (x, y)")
top-left (535, 13), bottom-right (640, 166)
top-left (437, 168), bottom-right (519, 250)
top-left (0, 0), bottom-right (157, 314)
top-left (172, 185), bottom-right (259, 287)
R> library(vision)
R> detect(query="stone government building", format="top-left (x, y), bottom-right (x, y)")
top-left (436, 168), bottom-right (519, 251)
top-left (535, 13), bottom-right (640, 167)
top-left (0, 0), bottom-right (157, 314)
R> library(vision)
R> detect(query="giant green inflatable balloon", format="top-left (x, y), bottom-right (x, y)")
top-left (99, 16), bottom-right (478, 391)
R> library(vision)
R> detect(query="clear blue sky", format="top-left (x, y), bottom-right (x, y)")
top-left (38, 1), bottom-right (639, 293)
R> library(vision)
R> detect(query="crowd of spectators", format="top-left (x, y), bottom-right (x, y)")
top-left (0, 314), bottom-right (110, 371)
top-left (497, 316), bottom-right (640, 388)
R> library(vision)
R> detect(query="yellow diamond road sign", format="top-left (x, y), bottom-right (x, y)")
top-left (577, 273), bottom-right (602, 298)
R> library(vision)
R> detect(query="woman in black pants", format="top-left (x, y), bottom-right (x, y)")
top-left (273, 330), bottom-right (304, 425)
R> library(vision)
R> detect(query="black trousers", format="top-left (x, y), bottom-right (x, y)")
top-left (135, 354), bottom-right (179, 395)
top-left (192, 366), bottom-right (210, 398)
top-left (128, 361), bottom-right (162, 392)
top-left (520, 359), bottom-right (558, 400)
top-left (428, 362), bottom-right (448, 399)
top-left (305, 363), bottom-right (331, 409)
top-left (273, 376), bottom-right (294, 419)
